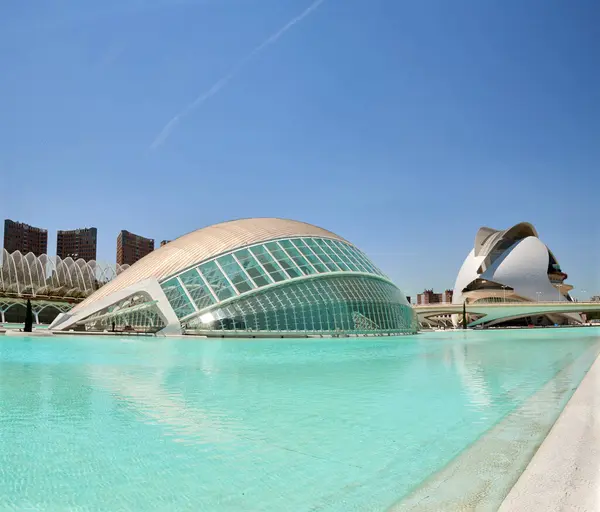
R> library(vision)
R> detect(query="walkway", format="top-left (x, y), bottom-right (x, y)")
top-left (499, 352), bottom-right (600, 511)
top-left (413, 301), bottom-right (600, 327)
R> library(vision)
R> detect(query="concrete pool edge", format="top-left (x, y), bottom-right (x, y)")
top-left (389, 344), bottom-right (599, 511)
top-left (498, 352), bottom-right (600, 512)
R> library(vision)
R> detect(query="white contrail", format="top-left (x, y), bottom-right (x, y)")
top-left (150, 0), bottom-right (327, 149)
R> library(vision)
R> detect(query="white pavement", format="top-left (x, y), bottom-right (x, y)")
top-left (499, 354), bottom-right (600, 511)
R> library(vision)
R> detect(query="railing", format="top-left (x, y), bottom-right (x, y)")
top-left (414, 301), bottom-right (600, 308)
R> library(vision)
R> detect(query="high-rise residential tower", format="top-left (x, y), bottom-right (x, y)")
top-left (57, 227), bottom-right (98, 262)
top-left (3, 219), bottom-right (48, 256)
top-left (117, 230), bottom-right (154, 266)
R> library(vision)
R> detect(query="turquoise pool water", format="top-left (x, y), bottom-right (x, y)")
top-left (1, 329), bottom-right (599, 511)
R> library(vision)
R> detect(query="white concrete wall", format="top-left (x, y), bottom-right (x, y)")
top-left (50, 278), bottom-right (181, 334)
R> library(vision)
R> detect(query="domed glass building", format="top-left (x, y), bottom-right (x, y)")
top-left (51, 218), bottom-right (417, 336)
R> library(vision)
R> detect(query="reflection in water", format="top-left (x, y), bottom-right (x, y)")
top-left (0, 330), bottom-right (599, 512)
top-left (451, 342), bottom-right (492, 410)
top-left (87, 340), bottom-right (365, 471)
top-left (88, 365), bottom-right (241, 446)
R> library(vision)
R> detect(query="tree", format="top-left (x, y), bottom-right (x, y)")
top-left (24, 299), bottom-right (33, 332)
top-left (462, 301), bottom-right (468, 330)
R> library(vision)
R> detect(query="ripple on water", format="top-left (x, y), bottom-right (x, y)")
top-left (0, 329), bottom-right (599, 511)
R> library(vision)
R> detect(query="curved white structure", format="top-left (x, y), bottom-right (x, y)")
top-left (74, 218), bottom-right (342, 311)
top-left (0, 249), bottom-right (129, 299)
top-left (51, 218), bottom-right (417, 336)
top-left (453, 222), bottom-right (579, 326)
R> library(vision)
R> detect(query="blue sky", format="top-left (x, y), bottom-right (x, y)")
top-left (1, 0), bottom-right (599, 298)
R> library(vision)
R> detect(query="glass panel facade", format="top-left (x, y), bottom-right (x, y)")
top-left (278, 239), bottom-right (316, 275)
top-left (198, 261), bottom-right (235, 301)
top-left (249, 245), bottom-right (288, 282)
top-left (179, 269), bottom-right (215, 310)
top-left (161, 236), bottom-right (395, 327)
top-left (328, 240), bottom-right (366, 272)
top-left (233, 249), bottom-right (272, 288)
top-left (187, 275), bottom-right (416, 334)
top-left (216, 254), bottom-right (256, 294)
top-left (291, 239), bottom-right (329, 273)
top-left (264, 242), bottom-right (302, 278)
top-left (349, 246), bottom-right (383, 276)
top-left (302, 238), bottom-right (340, 272)
top-left (160, 278), bottom-right (195, 319)
top-left (316, 239), bottom-right (351, 271)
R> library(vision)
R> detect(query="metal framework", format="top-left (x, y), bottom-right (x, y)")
top-left (52, 220), bottom-right (417, 336)
top-left (159, 236), bottom-right (416, 335)
top-left (77, 294), bottom-right (166, 333)
top-left (0, 249), bottom-right (129, 298)
top-left (0, 297), bottom-right (74, 324)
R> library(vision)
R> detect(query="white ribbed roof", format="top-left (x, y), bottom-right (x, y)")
top-left (73, 218), bottom-right (346, 312)
top-left (474, 222), bottom-right (538, 257)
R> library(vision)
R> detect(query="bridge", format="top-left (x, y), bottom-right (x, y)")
top-left (0, 296), bottom-right (76, 324)
top-left (413, 301), bottom-right (600, 328)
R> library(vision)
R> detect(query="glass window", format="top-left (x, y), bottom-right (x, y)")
top-left (198, 260), bottom-right (235, 301)
top-left (329, 240), bottom-right (366, 272)
top-left (217, 254), bottom-right (256, 294)
top-left (279, 240), bottom-right (317, 275)
top-left (291, 239), bottom-right (329, 273)
top-left (250, 245), bottom-right (288, 282)
top-left (233, 249), bottom-right (272, 288)
top-left (346, 243), bottom-right (373, 273)
top-left (302, 238), bottom-right (340, 272)
top-left (265, 242), bottom-right (302, 278)
top-left (179, 268), bottom-right (216, 310)
top-left (318, 239), bottom-right (352, 271)
top-left (161, 278), bottom-right (195, 319)
top-left (348, 246), bottom-right (382, 275)
top-left (278, 240), bottom-right (316, 275)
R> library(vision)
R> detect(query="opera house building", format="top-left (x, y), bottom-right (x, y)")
top-left (452, 222), bottom-right (579, 326)
top-left (50, 218), bottom-right (417, 336)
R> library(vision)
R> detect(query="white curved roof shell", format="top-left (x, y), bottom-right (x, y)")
top-left (73, 218), bottom-right (346, 313)
top-left (454, 237), bottom-right (561, 303)
top-left (453, 222), bottom-right (572, 307)
top-left (473, 222), bottom-right (538, 257)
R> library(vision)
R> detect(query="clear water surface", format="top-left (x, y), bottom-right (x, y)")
top-left (1, 329), bottom-right (599, 511)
